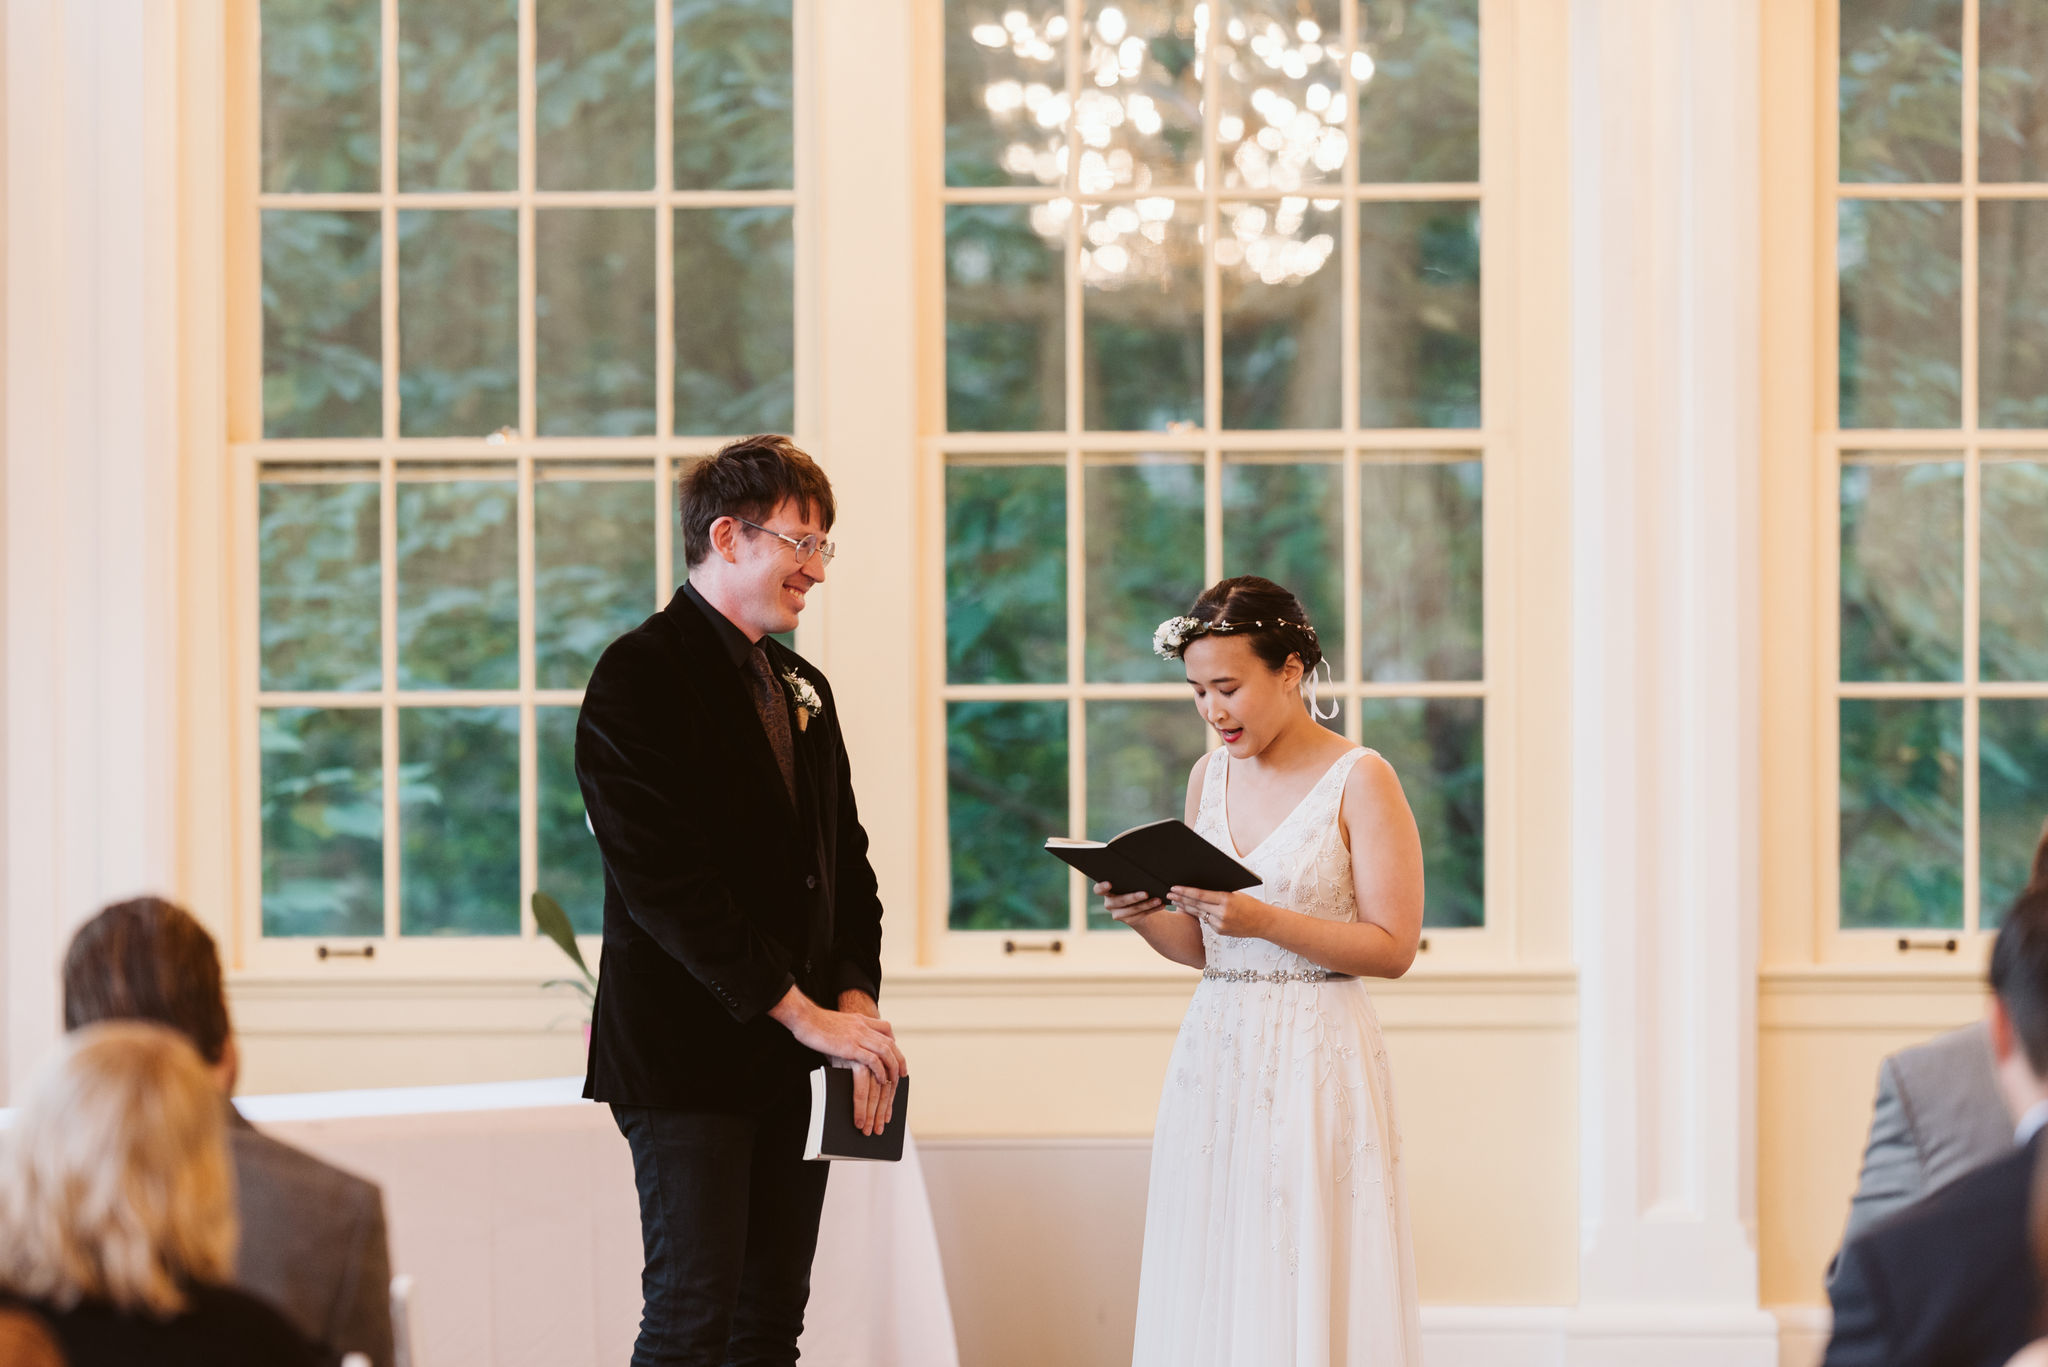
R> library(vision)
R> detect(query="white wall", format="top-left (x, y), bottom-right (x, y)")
top-left (0, 0), bottom-right (183, 1102)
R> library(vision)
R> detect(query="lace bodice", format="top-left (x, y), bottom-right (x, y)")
top-left (1193, 746), bottom-right (1370, 974)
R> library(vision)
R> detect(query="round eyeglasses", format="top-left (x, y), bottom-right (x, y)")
top-left (736, 516), bottom-right (837, 567)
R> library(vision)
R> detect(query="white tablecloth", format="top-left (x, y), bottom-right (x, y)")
top-left (242, 1077), bottom-right (959, 1367)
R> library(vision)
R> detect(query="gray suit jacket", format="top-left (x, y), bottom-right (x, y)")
top-left (1831, 1020), bottom-right (2012, 1281)
top-left (230, 1107), bottom-right (395, 1367)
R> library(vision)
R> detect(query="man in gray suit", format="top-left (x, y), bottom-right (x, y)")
top-left (1833, 1019), bottom-right (2012, 1267)
top-left (60, 896), bottom-right (396, 1367)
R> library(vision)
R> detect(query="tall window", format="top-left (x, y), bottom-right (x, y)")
top-left (936, 0), bottom-right (1487, 945)
top-left (1831, 0), bottom-right (2048, 948)
top-left (246, 0), bottom-right (799, 956)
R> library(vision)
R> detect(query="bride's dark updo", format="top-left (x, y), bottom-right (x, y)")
top-left (1155, 576), bottom-right (1323, 675)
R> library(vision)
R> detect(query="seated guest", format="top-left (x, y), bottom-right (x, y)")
top-left (1823, 882), bottom-right (2048, 1367)
top-left (61, 898), bottom-right (393, 1367)
top-left (0, 1307), bottom-right (65, 1367)
top-left (1830, 1019), bottom-right (2010, 1275)
top-left (1832, 826), bottom-right (2048, 1276)
top-left (0, 1021), bottom-right (331, 1365)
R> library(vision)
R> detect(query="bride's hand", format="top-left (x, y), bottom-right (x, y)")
top-left (1096, 882), bottom-right (1168, 924)
top-left (1169, 886), bottom-right (1272, 939)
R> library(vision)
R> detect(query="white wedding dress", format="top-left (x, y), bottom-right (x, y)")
top-left (1130, 747), bottom-right (1421, 1367)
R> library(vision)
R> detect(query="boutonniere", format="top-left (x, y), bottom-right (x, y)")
top-left (781, 668), bottom-right (823, 732)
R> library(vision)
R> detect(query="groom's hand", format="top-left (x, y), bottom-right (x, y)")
top-left (838, 990), bottom-right (902, 1136)
top-left (768, 986), bottom-right (906, 1136)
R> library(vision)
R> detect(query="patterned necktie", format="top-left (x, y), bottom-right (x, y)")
top-left (743, 646), bottom-right (797, 805)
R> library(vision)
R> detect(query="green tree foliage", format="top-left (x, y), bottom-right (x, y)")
top-left (262, 707), bottom-right (384, 937)
top-left (1838, 462), bottom-right (1963, 682)
top-left (400, 708), bottom-right (521, 934)
top-left (398, 0), bottom-right (518, 190)
top-left (260, 477), bottom-right (382, 693)
top-left (264, 211), bottom-right (381, 438)
top-left (673, 0), bottom-right (793, 190)
top-left (946, 464), bottom-right (1067, 683)
top-left (1356, 0), bottom-right (1480, 184)
top-left (1840, 698), bottom-right (1964, 929)
top-left (262, 0), bottom-right (379, 192)
top-left (675, 208), bottom-right (795, 435)
top-left (1838, 200), bottom-right (1963, 428)
top-left (1839, 0), bottom-right (1963, 183)
top-left (948, 701), bottom-right (1070, 929)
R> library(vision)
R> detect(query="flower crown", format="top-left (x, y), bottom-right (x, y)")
top-left (1153, 613), bottom-right (1320, 660)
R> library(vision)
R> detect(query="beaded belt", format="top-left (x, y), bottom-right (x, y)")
top-left (1201, 966), bottom-right (1354, 984)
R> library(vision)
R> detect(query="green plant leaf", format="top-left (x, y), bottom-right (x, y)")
top-left (532, 890), bottom-right (596, 986)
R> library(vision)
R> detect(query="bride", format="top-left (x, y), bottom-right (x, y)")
top-left (1101, 575), bottom-right (1424, 1367)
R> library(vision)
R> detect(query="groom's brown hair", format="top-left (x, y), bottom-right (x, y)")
top-left (679, 435), bottom-right (836, 568)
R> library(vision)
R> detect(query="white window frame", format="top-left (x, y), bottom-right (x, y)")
top-left (1810, 0), bottom-right (2048, 966)
top-left (917, 0), bottom-right (1550, 970)
top-left (220, 0), bottom-right (823, 977)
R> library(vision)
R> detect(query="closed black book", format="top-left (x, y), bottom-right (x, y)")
top-left (1044, 819), bottom-right (1261, 902)
top-left (804, 1064), bottom-right (909, 1162)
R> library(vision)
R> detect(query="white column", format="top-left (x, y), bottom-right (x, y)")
top-left (1567, 0), bottom-right (1774, 1360)
top-left (2, 0), bottom-right (182, 1101)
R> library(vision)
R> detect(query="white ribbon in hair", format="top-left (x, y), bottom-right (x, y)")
top-left (1303, 658), bottom-right (1339, 721)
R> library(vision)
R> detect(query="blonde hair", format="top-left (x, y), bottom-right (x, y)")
top-left (0, 1021), bottom-right (236, 1316)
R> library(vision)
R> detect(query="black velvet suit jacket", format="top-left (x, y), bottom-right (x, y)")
top-left (576, 587), bottom-right (884, 1112)
top-left (1822, 1130), bottom-right (2038, 1367)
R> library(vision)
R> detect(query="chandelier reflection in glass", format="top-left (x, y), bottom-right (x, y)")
top-left (970, 3), bottom-right (1350, 289)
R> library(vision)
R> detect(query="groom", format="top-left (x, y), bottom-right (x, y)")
top-left (577, 434), bottom-right (907, 1367)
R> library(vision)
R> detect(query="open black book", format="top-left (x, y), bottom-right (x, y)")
top-left (1045, 819), bottom-right (1261, 902)
top-left (804, 1063), bottom-right (909, 1162)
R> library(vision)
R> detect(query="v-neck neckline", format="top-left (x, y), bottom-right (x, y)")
top-left (1220, 748), bottom-right (1358, 862)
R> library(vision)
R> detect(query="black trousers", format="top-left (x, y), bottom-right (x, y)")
top-left (612, 1091), bottom-right (831, 1367)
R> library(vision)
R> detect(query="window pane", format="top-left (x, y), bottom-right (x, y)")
top-left (1981, 0), bottom-right (2048, 182)
top-left (262, 706), bottom-right (383, 937)
top-left (260, 470), bottom-right (382, 692)
top-left (1983, 699), bottom-right (2048, 927)
top-left (1222, 457), bottom-right (1345, 677)
top-left (263, 211), bottom-right (382, 439)
top-left (1220, 200), bottom-right (1342, 429)
top-left (539, 705), bottom-right (604, 935)
top-left (1359, 201), bottom-right (1480, 428)
top-left (1984, 460), bottom-right (2048, 681)
top-left (1086, 700), bottom-right (1210, 928)
top-left (1354, 0), bottom-right (1481, 184)
top-left (1838, 200), bottom-right (1963, 428)
top-left (1356, 697), bottom-right (1483, 928)
top-left (398, 0), bottom-right (517, 191)
top-left (536, 0), bottom-right (656, 190)
top-left (1839, 0), bottom-right (1963, 183)
top-left (1358, 460), bottom-right (1482, 681)
top-left (536, 209), bottom-right (658, 436)
top-left (400, 706), bottom-right (521, 935)
top-left (674, 0), bottom-right (794, 190)
top-left (1217, 0), bottom-right (1345, 192)
top-left (675, 207), bottom-right (794, 435)
top-left (1078, 0), bottom-right (1205, 193)
top-left (947, 204), bottom-right (1067, 432)
top-left (398, 210), bottom-right (519, 438)
top-left (397, 472), bottom-right (519, 690)
top-left (945, 0), bottom-right (1068, 188)
top-left (1082, 202), bottom-right (1203, 431)
top-left (947, 462), bottom-right (1068, 684)
top-left (1840, 697), bottom-right (1963, 929)
top-left (1980, 200), bottom-right (2048, 428)
top-left (536, 464), bottom-right (656, 690)
top-left (1086, 456), bottom-right (1204, 680)
top-left (948, 700), bottom-right (1070, 929)
top-left (262, 0), bottom-right (380, 193)
top-left (1839, 459), bottom-right (1963, 682)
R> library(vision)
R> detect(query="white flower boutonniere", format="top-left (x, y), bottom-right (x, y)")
top-left (782, 668), bottom-right (823, 732)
